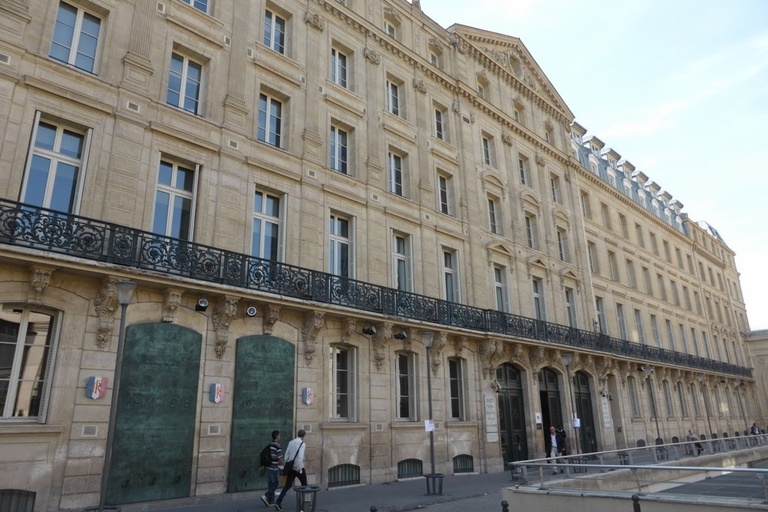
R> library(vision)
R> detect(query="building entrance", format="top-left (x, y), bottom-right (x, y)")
top-left (496, 363), bottom-right (528, 463)
top-left (574, 371), bottom-right (597, 453)
top-left (539, 368), bottom-right (564, 450)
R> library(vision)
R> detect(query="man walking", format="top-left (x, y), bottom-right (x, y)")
top-left (261, 430), bottom-right (283, 507)
top-left (274, 429), bottom-right (307, 511)
top-left (545, 425), bottom-right (566, 474)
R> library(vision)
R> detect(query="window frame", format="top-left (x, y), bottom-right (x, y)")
top-left (329, 212), bottom-right (352, 278)
top-left (329, 124), bottom-right (349, 174)
top-left (387, 151), bottom-right (405, 196)
top-left (151, 158), bottom-right (198, 241)
top-left (166, 52), bottom-right (204, 115)
top-left (330, 46), bottom-right (349, 88)
top-left (264, 8), bottom-right (287, 54)
top-left (329, 344), bottom-right (357, 421)
top-left (386, 78), bottom-right (401, 117)
top-left (437, 173), bottom-right (453, 215)
top-left (442, 248), bottom-right (459, 302)
top-left (448, 358), bottom-right (467, 421)
top-left (0, 305), bottom-right (61, 422)
top-left (49, 1), bottom-right (102, 74)
top-left (396, 352), bottom-right (417, 421)
top-left (258, 92), bottom-right (284, 148)
top-left (251, 188), bottom-right (283, 261)
top-left (392, 232), bottom-right (412, 292)
top-left (493, 265), bottom-right (509, 312)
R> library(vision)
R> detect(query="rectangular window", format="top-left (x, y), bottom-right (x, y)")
top-left (616, 303), bottom-right (627, 339)
top-left (677, 382), bottom-right (688, 417)
top-left (663, 381), bottom-right (674, 418)
top-left (438, 174), bottom-right (453, 215)
top-left (608, 251), bottom-right (619, 281)
top-left (642, 267), bottom-right (652, 295)
top-left (587, 242), bottom-right (598, 273)
top-left (393, 233), bottom-right (411, 292)
top-left (442, 249), bottom-right (459, 302)
top-left (481, 135), bottom-right (495, 166)
top-left (258, 93), bottom-right (283, 147)
top-left (525, 214), bottom-right (538, 250)
top-left (532, 278), bottom-right (546, 321)
top-left (329, 214), bottom-right (351, 278)
top-left (619, 214), bottom-right (628, 238)
top-left (650, 315), bottom-right (661, 347)
top-left (550, 175), bottom-right (562, 204)
top-left (675, 248), bottom-right (684, 268)
top-left (635, 223), bottom-right (644, 248)
top-left (50, 1), bottom-right (101, 73)
top-left (565, 287), bottom-right (577, 328)
top-left (580, 191), bottom-right (592, 219)
top-left (330, 47), bottom-right (348, 88)
top-left (595, 296), bottom-right (606, 333)
top-left (397, 353), bottom-right (416, 420)
top-left (634, 309), bottom-right (646, 344)
top-left (494, 266), bottom-right (508, 312)
top-left (628, 377), bottom-right (641, 418)
top-left (670, 280), bottom-right (680, 306)
top-left (330, 345), bottom-right (356, 420)
top-left (22, 118), bottom-right (88, 214)
top-left (384, 20), bottom-right (397, 38)
top-left (682, 286), bottom-right (691, 310)
top-left (678, 323), bottom-right (688, 353)
top-left (264, 9), bottom-right (287, 54)
top-left (690, 328), bottom-right (700, 357)
top-left (557, 228), bottom-right (569, 262)
top-left (488, 197), bottom-right (499, 234)
top-left (626, 259), bottom-right (636, 288)
top-left (153, 159), bottom-right (195, 240)
top-left (388, 151), bottom-right (404, 196)
top-left (665, 319), bottom-right (676, 351)
top-left (657, 274), bottom-right (667, 301)
top-left (650, 232), bottom-right (658, 255)
top-left (690, 383), bottom-right (701, 417)
top-left (386, 79), bottom-right (401, 116)
top-left (448, 358), bottom-right (466, 420)
top-left (518, 157), bottom-right (530, 186)
top-left (181, 0), bottom-right (208, 12)
top-left (434, 107), bottom-right (448, 141)
top-left (167, 52), bottom-right (203, 114)
top-left (663, 240), bottom-right (671, 262)
top-left (252, 189), bottom-right (281, 260)
top-left (330, 125), bottom-right (349, 174)
top-left (601, 203), bottom-right (611, 229)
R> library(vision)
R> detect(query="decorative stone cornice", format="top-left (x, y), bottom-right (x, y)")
top-left (302, 311), bottom-right (325, 365)
top-left (262, 304), bottom-right (281, 335)
top-left (479, 339), bottom-right (503, 377)
top-left (383, 6), bottom-right (401, 22)
top-left (341, 318), bottom-right (357, 343)
top-left (429, 332), bottom-right (447, 376)
top-left (94, 277), bottom-right (119, 348)
top-left (212, 296), bottom-right (239, 358)
top-left (304, 11), bottom-right (325, 32)
top-left (528, 346), bottom-right (546, 371)
top-left (162, 288), bottom-right (183, 323)
top-left (370, 323), bottom-right (392, 371)
top-left (364, 47), bottom-right (381, 65)
top-left (501, 131), bottom-right (514, 146)
top-left (454, 336), bottom-right (468, 356)
top-left (27, 265), bottom-right (55, 305)
top-left (448, 33), bottom-right (469, 54)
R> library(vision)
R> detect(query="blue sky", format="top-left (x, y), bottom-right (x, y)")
top-left (423, 0), bottom-right (768, 330)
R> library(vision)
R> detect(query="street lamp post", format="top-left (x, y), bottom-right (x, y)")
top-left (422, 331), bottom-right (436, 476)
top-left (561, 353), bottom-right (579, 454)
top-left (697, 374), bottom-right (714, 440)
top-left (96, 280), bottom-right (137, 512)
top-left (640, 365), bottom-right (661, 441)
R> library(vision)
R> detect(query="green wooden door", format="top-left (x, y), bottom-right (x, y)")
top-left (107, 323), bottom-right (202, 505)
top-left (227, 335), bottom-right (295, 492)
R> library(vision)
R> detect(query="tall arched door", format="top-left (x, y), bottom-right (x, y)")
top-left (539, 368), bottom-right (564, 437)
top-left (496, 363), bottom-right (528, 462)
top-left (574, 371), bottom-right (597, 453)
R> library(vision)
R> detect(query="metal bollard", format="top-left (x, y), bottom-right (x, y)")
top-left (370, 507), bottom-right (377, 512)
top-left (631, 494), bottom-right (641, 512)
top-left (501, 499), bottom-right (509, 512)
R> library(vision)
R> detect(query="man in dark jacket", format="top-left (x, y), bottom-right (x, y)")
top-left (545, 425), bottom-right (567, 474)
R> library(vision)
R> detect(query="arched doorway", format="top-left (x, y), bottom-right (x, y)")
top-left (539, 368), bottom-right (564, 439)
top-left (574, 371), bottom-right (597, 453)
top-left (496, 363), bottom-right (528, 462)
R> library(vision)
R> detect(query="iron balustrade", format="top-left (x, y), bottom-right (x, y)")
top-left (0, 198), bottom-right (751, 378)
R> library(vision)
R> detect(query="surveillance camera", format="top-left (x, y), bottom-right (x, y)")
top-left (245, 306), bottom-right (258, 317)
top-left (362, 325), bottom-right (376, 336)
top-left (195, 298), bottom-right (209, 311)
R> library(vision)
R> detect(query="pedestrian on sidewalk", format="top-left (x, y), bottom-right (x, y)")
top-left (687, 430), bottom-right (703, 455)
top-left (545, 425), bottom-right (566, 474)
top-left (274, 429), bottom-right (307, 511)
top-left (261, 430), bottom-right (284, 507)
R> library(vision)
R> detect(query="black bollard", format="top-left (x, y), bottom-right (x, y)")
top-left (501, 499), bottom-right (509, 512)
top-left (631, 494), bottom-right (641, 512)
top-left (370, 507), bottom-right (377, 512)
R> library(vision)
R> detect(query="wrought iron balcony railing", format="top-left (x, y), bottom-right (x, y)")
top-left (0, 198), bottom-right (751, 378)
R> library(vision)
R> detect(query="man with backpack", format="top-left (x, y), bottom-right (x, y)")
top-left (260, 430), bottom-right (283, 507)
top-left (274, 429), bottom-right (307, 511)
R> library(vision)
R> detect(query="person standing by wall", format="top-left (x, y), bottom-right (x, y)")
top-left (545, 425), bottom-right (566, 474)
top-left (274, 429), bottom-right (307, 511)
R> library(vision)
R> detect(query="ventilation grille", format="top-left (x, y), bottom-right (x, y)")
top-left (156, 2), bottom-right (165, 13)
top-left (247, 48), bottom-right (254, 58)
top-left (374, 423), bottom-right (384, 432)
top-left (228, 139), bottom-right (239, 149)
top-left (0, 54), bottom-right (10, 65)
top-left (224, 36), bottom-right (231, 47)
top-left (307, 169), bottom-right (316, 178)
top-left (208, 424), bottom-right (221, 436)
top-left (127, 101), bottom-right (140, 113)
top-left (82, 425), bottom-right (98, 437)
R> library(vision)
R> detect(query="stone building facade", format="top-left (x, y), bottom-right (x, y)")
top-left (0, 0), bottom-right (755, 510)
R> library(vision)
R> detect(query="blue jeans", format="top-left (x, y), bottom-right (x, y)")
top-left (265, 467), bottom-right (280, 504)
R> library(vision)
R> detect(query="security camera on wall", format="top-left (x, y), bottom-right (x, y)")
top-left (245, 306), bottom-right (258, 317)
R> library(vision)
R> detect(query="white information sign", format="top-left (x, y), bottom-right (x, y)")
top-left (484, 393), bottom-right (499, 443)
top-left (424, 419), bottom-right (435, 432)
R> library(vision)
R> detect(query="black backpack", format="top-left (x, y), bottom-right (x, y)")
top-left (259, 443), bottom-right (272, 467)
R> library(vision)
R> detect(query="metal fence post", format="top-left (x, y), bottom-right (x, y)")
top-left (501, 499), bottom-right (509, 512)
top-left (631, 494), bottom-right (641, 512)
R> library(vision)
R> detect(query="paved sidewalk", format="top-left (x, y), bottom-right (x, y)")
top-left (118, 471), bottom-right (524, 512)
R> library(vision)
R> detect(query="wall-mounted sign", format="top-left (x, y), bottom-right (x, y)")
top-left (86, 376), bottom-right (107, 399)
top-left (302, 387), bottom-right (314, 405)
top-left (209, 383), bottom-right (225, 403)
top-left (484, 393), bottom-right (499, 443)
top-left (535, 412), bottom-right (542, 424)
top-left (424, 419), bottom-right (435, 432)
